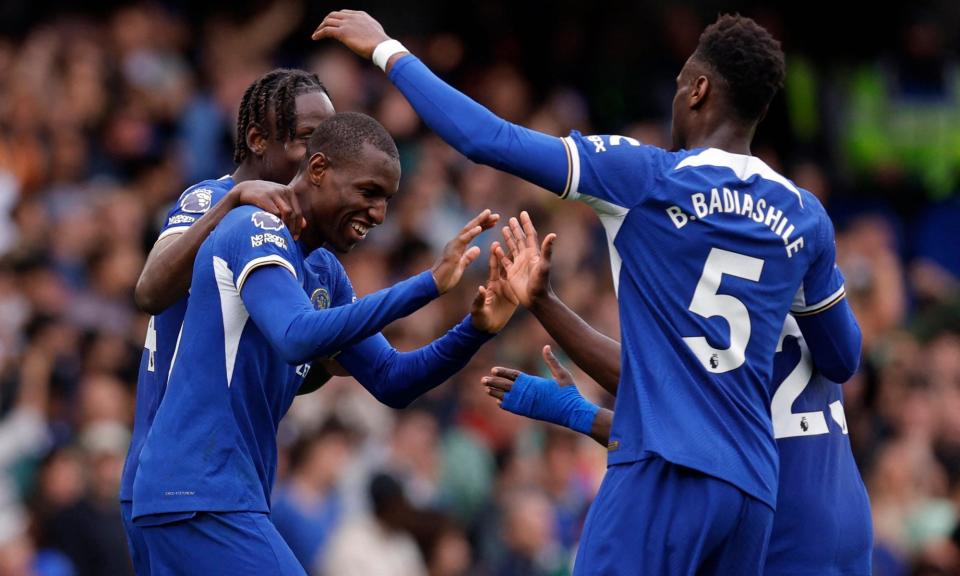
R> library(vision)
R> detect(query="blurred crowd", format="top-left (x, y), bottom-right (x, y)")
top-left (0, 1), bottom-right (957, 575)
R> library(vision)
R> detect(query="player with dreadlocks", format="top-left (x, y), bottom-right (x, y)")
top-left (121, 68), bottom-right (334, 574)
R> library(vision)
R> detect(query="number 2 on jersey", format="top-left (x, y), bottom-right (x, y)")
top-left (144, 316), bottom-right (157, 372)
top-left (683, 247), bottom-right (764, 374)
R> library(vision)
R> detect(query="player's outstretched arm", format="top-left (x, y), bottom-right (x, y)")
top-left (242, 211), bottom-right (498, 366)
top-left (312, 10), bottom-right (570, 195)
top-left (497, 212), bottom-right (622, 395)
top-left (134, 180), bottom-right (305, 314)
top-left (485, 345), bottom-right (612, 446)
top-left (318, 242), bottom-right (518, 408)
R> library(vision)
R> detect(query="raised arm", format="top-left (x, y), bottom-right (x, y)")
top-left (312, 11), bottom-right (571, 195)
top-left (135, 180), bottom-right (305, 314)
top-left (497, 212), bottom-right (621, 395)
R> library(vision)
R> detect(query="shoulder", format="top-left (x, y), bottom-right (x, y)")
top-left (174, 176), bottom-right (235, 214)
top-left (304, 248), bottom-right (353, 293)
top-left (304, 247), bottom-right (341, 272)
top-left (216, 206), bottom-right (293, 248)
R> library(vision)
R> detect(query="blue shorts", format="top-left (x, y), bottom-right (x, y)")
top-left (121, 501), bottom-right (150, 575)
top-left (137, 511), bottom-right (305, 575)
top-left (574, 456), bottom-right (774, 576)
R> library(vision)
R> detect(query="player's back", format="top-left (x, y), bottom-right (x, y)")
top-left (563, 135), bottom-right (845, 507)
top-left (766, 317), bottom-right (871, 575)
top-left (132, 206), bottom-right (307, 519)
top-left (119, 176), bottom-right (234, 504)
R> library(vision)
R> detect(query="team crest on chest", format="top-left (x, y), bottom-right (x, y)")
top-left (251, 211), bottom-right (284, 231)
top-left (311, 287), bottom-right (330, 310)
top-left (180, 188), bottom-right (213, 213)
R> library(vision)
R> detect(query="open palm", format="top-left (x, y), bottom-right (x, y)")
top-left (494, 211), bottom-right (556, 309)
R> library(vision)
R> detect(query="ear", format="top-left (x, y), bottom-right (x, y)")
top-left (307, 152), bottom-right (329, 185)
top-left (246, 123), bottom-right (268, 157)
top-left (689, 75), bottom-right (710, 110)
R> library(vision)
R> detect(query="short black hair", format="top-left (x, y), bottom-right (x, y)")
top-left (692, 14), bottom-right (785, 122)
top-left (306, 112), bottom-right (399, 167)
top-left (233, 68), bottom-right (330, 164)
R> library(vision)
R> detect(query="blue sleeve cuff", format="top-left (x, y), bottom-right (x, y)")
top-left (458, 314), bottom-right (497, 343)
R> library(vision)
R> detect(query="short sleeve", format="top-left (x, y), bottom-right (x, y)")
top-left (560, 131), bottom-right (666, 208)
top-left (157, 181), bottom-right (231, 241)
top-left (791, 212), bottom-right (846, 316)
top-left (218, 209), bottom-right (298, 292)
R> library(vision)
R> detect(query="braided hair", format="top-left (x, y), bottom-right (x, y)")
top-left (233, 69), bottom-right (330, 164)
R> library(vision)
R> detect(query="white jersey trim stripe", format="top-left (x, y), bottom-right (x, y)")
top-left (213, 257), bottom-right (250, 388)
top-left (675, 148), bottom-right (804, 207)
top-left (573, 194), bottom-right (629, 295)
top-left (791, 284), bottom-right (846, 316)
top-left (235, 256), bottom-right (297, 293)
top-left (561, 136), bottom-right (581, 201)
top-left (156, 226), bottom-right (189, 243)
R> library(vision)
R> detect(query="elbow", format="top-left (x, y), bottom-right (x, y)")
top-left (821, 356), bottom-right (860, 384)
top-left (134, 277), bottom-right (163, 315)
top-left (277, 338), bottom-right (319, 367)
top-left (821, 331), bottom-right (862, 383)
top-left (376, 390), bottom-right (413, 410)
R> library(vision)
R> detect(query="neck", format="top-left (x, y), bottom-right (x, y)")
top-left (231, 162), bottom-right (261, 184)
top-left (288, 173), bottom-right (325, 250)
top-left (686, 121), bottom-right (755, 155)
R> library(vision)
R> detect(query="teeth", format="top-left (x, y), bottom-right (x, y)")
top-left (351, 223), bottom-right (369, 237)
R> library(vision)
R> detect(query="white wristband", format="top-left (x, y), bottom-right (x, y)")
top-left (372, 39), bottom-right (408, 72)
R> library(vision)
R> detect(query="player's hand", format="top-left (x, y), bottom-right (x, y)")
top-left (312, 10), bottom-right (391, 60)
top-left (483, 345), bottom-right (598, 435)
top-left (485, 345), bottom-right (577, 405)
top-left (470, 242), bottom-right (519, 333)
top-left (431, 209), bottom-right (499, 294)
top-left (231, 180), bottom-right (306, 239)
top-left (494, 211), bottom-right (557, 309)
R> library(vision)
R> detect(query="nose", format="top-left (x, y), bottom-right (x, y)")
top-left (368, 198), bottom-right (387, 225)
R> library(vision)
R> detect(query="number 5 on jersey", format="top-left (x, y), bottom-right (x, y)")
top-left (683, 248), bottom-right (764, 374)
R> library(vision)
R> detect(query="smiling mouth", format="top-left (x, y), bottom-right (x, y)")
top-left (350, 221), bottom-right (372, 240)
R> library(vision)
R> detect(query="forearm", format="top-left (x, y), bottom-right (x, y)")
top-left (243, 266), bottom-right (439, 366)
top-left (135, 191), bottom-right (239, 314)
top-left (589, 408), bottom-right (613, 447)
top-left (529, 292), bottom-right (621, 395)
top-left (387, 55), bottom-right (568, 193)
top-left (337, 315), bottom-right (493, 408)
top-left (795, 299), bottom-right (862, 383)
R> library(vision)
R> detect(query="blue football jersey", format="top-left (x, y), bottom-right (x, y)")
top-left (766, 317), bottom-right (872, 574)
top-left (132, 206), bottom-right (349, 518)
top-left (119, 175), bottom-right (234, 502)
top-left (561, 134), bottom-right (845, 508)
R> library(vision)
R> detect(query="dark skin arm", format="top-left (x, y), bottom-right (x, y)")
top-left (497, 212), bottom-right (621, 395)
top-left (485, 346), bottom-right (613, 446)
top-left (135, 180), bottom-right (306, 315)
